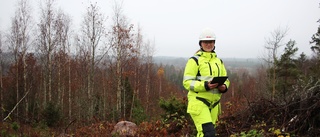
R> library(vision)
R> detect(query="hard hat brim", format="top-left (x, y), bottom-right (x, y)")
top-left (199, 38), bottom-right (216, 41)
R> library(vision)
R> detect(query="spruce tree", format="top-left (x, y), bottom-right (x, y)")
top-left (275, 40), bottom-right (299, 102)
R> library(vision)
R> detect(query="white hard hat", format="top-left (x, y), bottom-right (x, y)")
top-left (199, 28), bottom-right (216, 41)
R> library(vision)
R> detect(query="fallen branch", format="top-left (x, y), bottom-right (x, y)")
top-left (3, 90), bottom-right (30, 121)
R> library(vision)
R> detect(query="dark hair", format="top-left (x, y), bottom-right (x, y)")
top-left (199, 40), bottom-right (216, 46)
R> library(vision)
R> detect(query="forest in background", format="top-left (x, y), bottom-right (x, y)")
top-left (0, 0), bottom-right (319, 136)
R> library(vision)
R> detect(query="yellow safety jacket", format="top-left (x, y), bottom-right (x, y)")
top-left (183, 50), bottom-right (230, 111)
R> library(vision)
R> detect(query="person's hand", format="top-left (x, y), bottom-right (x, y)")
top-left (218, 84), bottom-right (226, 92)
top-left (207, 81), bottom-right (218, 89)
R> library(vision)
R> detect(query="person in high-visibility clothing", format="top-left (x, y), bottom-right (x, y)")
top-left (183, 28), bottom-right (230, 137)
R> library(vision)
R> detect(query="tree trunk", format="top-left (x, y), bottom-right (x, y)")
top-left (145, 63), bottom-right (150, 112)
top-left (123, 81), bottom-right (126, 118)
top-left (16, 61), bottom-right (19, 120)
top-left (23, 54), bottom-right (28, 118)
top-left (87, 68), bottom-right (91, 118)
top-left (272, 62), bottom-right (276, 101)
top-left (116, 53), bottom-right (122, 119)
top-left (68, 58), bottom-right (71, 119)
top-left (130, 63), bottom-right (139, 120)
top-left (48, 48), bottom-right (52, 102)
top-left (0, 58), bottom-right (3, 119)
top-left (58, 56), bottom-right (61, 106)
top-left (43, 68), bottom-right (47, 108)
top-left (89, 50), bottom-right (95, 118)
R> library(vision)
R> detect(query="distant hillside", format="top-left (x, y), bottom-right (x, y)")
top-left (153, 56), bottom-right (265, 72)
top-left (153, 56), bottom-right (188, 68)
top-left (1, 52), bottom-right (264, 74)
top-left (222, 57), bottom-right (264, 69)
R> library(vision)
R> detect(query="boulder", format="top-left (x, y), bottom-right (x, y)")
top-left (111, 121), bottom-right (137, 136)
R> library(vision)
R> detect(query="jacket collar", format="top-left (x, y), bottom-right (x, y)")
top-left (196, 50), bottom-right (217, 59)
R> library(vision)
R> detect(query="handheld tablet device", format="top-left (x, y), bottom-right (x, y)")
top-left (210, 76), bottom-right (228, 86)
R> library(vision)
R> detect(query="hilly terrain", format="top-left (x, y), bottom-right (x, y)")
top-left (153, 56), bottom-right (264, 72)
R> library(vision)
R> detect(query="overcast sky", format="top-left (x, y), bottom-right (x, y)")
top-left (0, 0), bottom-right (319, 58)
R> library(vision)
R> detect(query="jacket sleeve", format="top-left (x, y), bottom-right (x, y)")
top-left (220, 60), bottom-right (230, 89)
top-left (183, 58), bottom-right (207, 92)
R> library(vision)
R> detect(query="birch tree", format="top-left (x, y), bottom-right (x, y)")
top-left (109, 0), bottom-right (135, 119)
top-left (130, 25), bottom-right (143, 120)
top-left (54, 10), bottom-right (72, 118)
top-left (79, 2), bottom-right (107, 118)
top-left (264, 27), bottom-right (288, 101)
top-left (6, 0), bottom-right (33, 119)
top-left (141, 39), bottom-right (155, 113)
top-left (37, 0), bottom-right (58, 107)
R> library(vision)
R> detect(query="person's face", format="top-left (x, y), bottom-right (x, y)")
top-left (201, 40), bottom-right (215, 52)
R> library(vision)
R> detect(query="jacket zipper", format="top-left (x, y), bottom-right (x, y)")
top-left (208, 63), bottom-right (212, 75)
